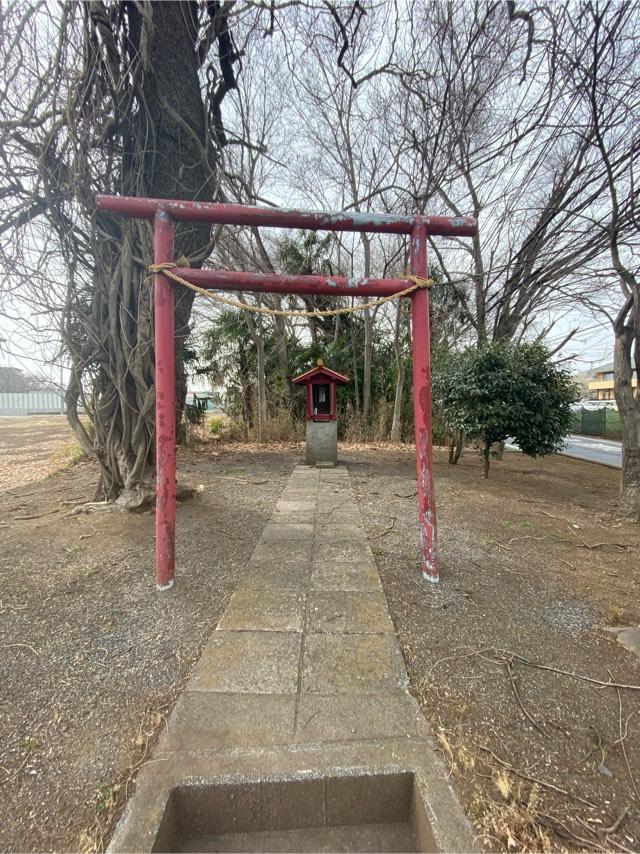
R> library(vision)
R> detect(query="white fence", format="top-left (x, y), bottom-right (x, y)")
top-left (0, 391), bottom-right (65, 416)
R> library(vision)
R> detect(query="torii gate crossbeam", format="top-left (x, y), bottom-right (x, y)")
top-left (96, 194), bottom-right (478, 589)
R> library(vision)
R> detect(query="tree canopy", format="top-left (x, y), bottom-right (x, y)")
top-left (433, 342), bottom-right (579, 477)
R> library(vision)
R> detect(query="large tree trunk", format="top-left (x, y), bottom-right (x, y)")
top-left (448, 429), bottom-right (464, 464)
top-left (350, 328), bottom-right (361, 416)
top-left (273, 309), bottom-right (292, 414)
top-left (613, 313), bottom-right (640, 520)
top-left (239, 340), bottom-right (253, 438)
top-left (64, 2), bottom-right (226, 504)
top-left (245, 312), bottom-right (268, 441)
top-left (362, 306), bottom-right (373, 433)
top-left (619, 447), bottom-right (640, 518)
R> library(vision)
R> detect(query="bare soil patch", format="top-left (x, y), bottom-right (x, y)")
top-left (0, 415), bottom-right (85, 490)
top-left (346, 445), bottom-right (640, 851)
top-left (0, 419), bottom-right (298, 852)
top-left (2, 418), bottom-right (639, 852)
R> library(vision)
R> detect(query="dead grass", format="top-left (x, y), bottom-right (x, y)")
top-left (48, 441), bottom-right (87, 473)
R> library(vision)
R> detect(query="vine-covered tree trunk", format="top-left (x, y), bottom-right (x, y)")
top-left (361, 235), bottom-right (373, 434)
top-left (273, 310), bottom-right (292, 414)
top-left (63, 2), bottom-right (234, 504)
top-left (238, 339), bottom-right (253, 439)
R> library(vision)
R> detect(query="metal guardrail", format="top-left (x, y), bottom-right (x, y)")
top-left (0, 391), bottom-right (65, 415)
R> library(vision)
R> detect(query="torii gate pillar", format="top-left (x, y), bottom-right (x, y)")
top-left (410, 223), bottom-right (438, 582)
top-left (154, 210), bottom-right (177, 590)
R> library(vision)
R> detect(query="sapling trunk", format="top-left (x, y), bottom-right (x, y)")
top-left (449, 429), bottom-right (464, 465)
top-left (482, 441), bottom-right (491, 478)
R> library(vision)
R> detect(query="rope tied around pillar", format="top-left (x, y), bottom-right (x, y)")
top-left (147, 262), bottom-right (433, 319)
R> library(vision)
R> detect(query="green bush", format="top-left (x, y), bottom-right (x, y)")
top-left (433, 342), bottom-right (579, 477)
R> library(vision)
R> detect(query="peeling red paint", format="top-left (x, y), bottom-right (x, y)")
top-left (410, 223), bottom-right (439, 583)
top-left (97, 195), bottom-right (478, 238)
top-left (174, 268), bottom-right (410, 298)
top-left (154, 210), bottom-right (176, 590)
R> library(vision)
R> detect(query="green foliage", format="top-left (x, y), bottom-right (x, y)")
top-left (433, 342), bottom-right (579, 475)
top-left (276, 232), bottom-right (333, 275)
top-left (197, 310), bottom-right (258, 424)
top-left (207, 416), bottom-right (226, 436)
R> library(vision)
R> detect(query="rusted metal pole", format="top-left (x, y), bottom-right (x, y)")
top-left (97, 194), bottom-right (477, 238)
top-left (410, 223), bottom-right (439, 582)
top-left (154, 210), bottom-right (176, 591)
top-left (170, 267), bottom-right (410, 298)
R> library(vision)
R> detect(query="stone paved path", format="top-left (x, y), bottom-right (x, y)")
top-left (110, 466), bottom-right (474, 852)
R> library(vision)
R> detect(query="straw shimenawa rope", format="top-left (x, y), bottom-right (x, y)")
top-left (148, 262), bottom-right (433, 319)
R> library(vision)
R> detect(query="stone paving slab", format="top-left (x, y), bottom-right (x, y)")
top-left (311, 560), bottom-right (383, 591)
top-left (317, 485), bottom-right (353, 497)
top-left (316, 511), bottom-right (363, 528)
top-left (271, 510), bottom-right (316, 525)
top-left (219, 589), bottom-right (306, 632)
top-left (316, 500), bottom-right (361, 515)
top-left (317, 488), bottom-right (354, 499)
top-left (301, 633), bottom-right (409, 694)
top-left (277, 493), bottom-right (318, 506)
top-left (314, 524), bottom-right (368, 543)
top-left (159, 693), bottom-right (297, 751)
top-left (260, 522), bottom-right (315, 541)
top-left (275, 499), bottom-right (317, 511)
top-left (294, 693), bottom-right (423, 743)
top-left (252, 539), bottom-right (313, 564)
top-left (306, 591), bottom-right (394, 634)
top-left (318, 493), bottom-right (353, 504)
top-left (240, 560), bottom-right (312, 591)
top-left (190, 631), bottom-right (301, 694)
top-left (273, 500), bottom-right (316, 524)
top-left (315, 540), bottom-right (374, 563)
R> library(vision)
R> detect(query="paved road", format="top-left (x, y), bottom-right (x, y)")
top-left (560, 434), bottom-right (622, 467)
top-left (507, 434), bottom-right (622, 468)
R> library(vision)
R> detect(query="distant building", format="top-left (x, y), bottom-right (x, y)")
top-left (588, 362), bottom-right (637, 401)
top-left (185, 389), bottom-right (219, 411)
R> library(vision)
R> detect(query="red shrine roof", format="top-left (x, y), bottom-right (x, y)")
top-left (292, 365), bottom-right (349, 385)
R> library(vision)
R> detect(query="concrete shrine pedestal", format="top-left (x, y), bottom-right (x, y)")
top-left (305, 419), bottom-right (339, 466)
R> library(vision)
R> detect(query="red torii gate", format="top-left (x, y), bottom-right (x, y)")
top-left (96, 194), bottom-right (477, 589)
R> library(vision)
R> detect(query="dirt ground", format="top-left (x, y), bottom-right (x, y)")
top-left (1, 417), bottom-right (639, 851)
top-left (0, 415), bottom-right (85, 490)
top-left (346, 446), bottom-right (640, 851)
